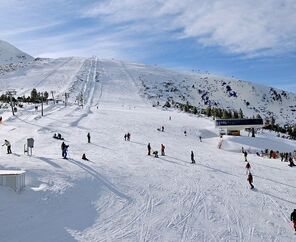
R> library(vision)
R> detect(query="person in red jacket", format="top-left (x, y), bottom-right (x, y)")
top-left (247, 172), bottom-right (254, 189)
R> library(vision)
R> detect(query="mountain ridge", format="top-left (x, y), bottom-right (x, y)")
top-left (0, 41), bottom-right (295, 126)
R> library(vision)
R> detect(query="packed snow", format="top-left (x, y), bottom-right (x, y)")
top-left (0, 57), bottom-right (296, 242)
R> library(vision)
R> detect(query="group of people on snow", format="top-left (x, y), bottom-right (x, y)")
top-left (124, 132), bottom-right (131, 141)
top-left (147, 143), bottom-right (165, 158)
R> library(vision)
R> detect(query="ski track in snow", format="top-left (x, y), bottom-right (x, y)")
top-left (0, 57), bottom-right (295, 242)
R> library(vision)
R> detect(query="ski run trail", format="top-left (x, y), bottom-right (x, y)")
top-left (0, 57), bottom-right (295, 242)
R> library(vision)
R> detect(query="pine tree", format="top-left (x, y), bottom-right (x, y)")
top-left (193, 106), bottom-right (198, 114)
top-left (206, 106), bottom-right (212, 117)
top-left (31, 88), bottom-right (38, 103)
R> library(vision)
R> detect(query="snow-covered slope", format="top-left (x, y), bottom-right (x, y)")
top-left (0, 40), bottom-right (34, 64)
top-left (0, 57), bottom-right (296, 242)
top-left (1, 56), bottom-right (295, 126)
top-left (121, 61), bottom-right (296, 125)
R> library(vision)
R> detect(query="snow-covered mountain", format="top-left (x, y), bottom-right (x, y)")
top-left (0, 40), bottom-right (34, 64)
top-left (0, 41), bottom-right (295, 126)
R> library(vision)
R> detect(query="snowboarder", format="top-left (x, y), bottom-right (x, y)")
top-left (247, 172), bottom-right (254, 189)
top-left (127, 132), bottom-right (131, 141)
top-left (199, 136), bottom-right (202, 142)
top-left (147, 143), bottom-right (151, 155)
top-left (2, 140), bottom-right (12, 154)
top-left (161, 126), bottom-right (164, 132)
top-left (161, 144), bottom-right (165, 156)
top-left (87, 132), bottom-right (91, 143)
top-left (191, 151), bottom-right (195, 164)
top-left (244, 151), bottom-right (248, 162)
top-left (290, 209), bottom-right (296, 232)
top-left (153, 150), bottom-right (159, 158)
top-left (82, 153), bottom-right (89, 161)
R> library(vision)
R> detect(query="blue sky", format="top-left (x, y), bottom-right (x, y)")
top-left (0, 0), bottom-right (296, 93)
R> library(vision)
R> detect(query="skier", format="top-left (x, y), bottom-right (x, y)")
top-left (288, 157), bottom-right (295, 167)
top-left (161, 126), bottom-right (164, 132)
top-left (82, 153), bottom-right (89, 161)
top-left (245, 162), bottom-right (251, 174)
top-left (87, 132), bottom-right (91, 143)
top-left (169, 116), bottom-right (171, 120)
top-left (269, 150), bottom-right (273, 159)
top-left (184, 131), bottom-right (187, 136)
top-left (191, 151), bottom-right (195, 164)
top-left (61, 142), bottom-right (69, 159)
top-left (161, 144), bottom-right (165, 156)
top-left (199, 136), bottom-right (202, 142)
top-left (247, 172), bottom-right (254, 189)
top-left (124, 134), bottom-right (127, 141)
top-left (127, 132), bottom-right (131, 141)
top-left (244, 151), bottom-right (248, 162)
top-left (290, 209), bottom-right (296, 232)
top-left (147, 143), bottom-right (151, 155)
top-left (2, 140), bottom-right (12, 154)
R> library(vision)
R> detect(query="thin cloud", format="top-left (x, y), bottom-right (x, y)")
top-left (83, 0), bottom-right (296, 56)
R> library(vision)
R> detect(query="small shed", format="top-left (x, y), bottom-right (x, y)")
top-left (0, 170), bottom-right (26, 192)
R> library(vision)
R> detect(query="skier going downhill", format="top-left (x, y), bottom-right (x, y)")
top-left (244, 151), bottom-right (248, 162)
top-left (247, 172), bottom-right (254, 189)
top-left (246, 162), bottom-right (251, 174)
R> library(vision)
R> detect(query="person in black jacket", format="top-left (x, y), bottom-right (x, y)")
top-left (247, 172), bottom-right (254, 189)
top-left (244, 151), bottom-right (248, 162)
top-left (147, 143), bottom-right (151, 155)
top-left (291, 209), bottom-right (296, 232)
top-left (191, 151), bottom-right (195, 164)
top-left (87, 132), bottom-right (91, 143)
top-left (288, 157), bottom-right (295, 167)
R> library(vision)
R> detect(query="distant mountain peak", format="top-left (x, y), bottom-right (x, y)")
top-left (0, 40), bottom-right (34, 64)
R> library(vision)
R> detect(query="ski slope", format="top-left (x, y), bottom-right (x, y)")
top-left (0, 58), bottom-right (295, 242)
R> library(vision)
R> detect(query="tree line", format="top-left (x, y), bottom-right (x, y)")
top-left (0, 88), bottom-right (49, 104)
